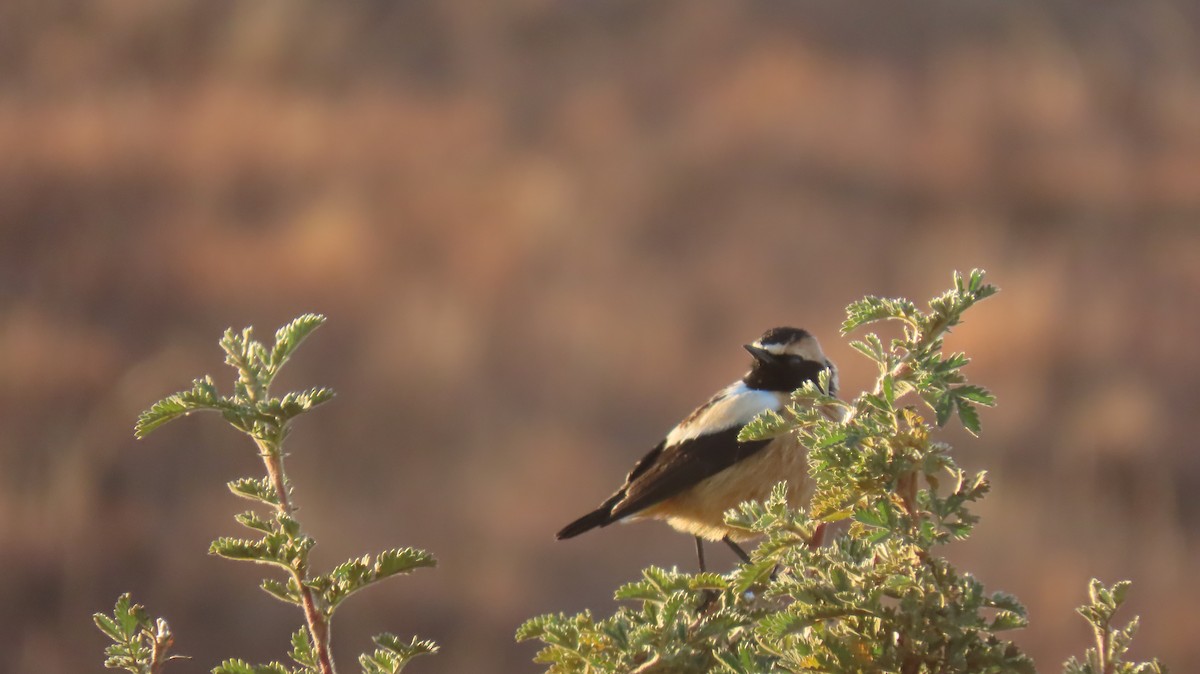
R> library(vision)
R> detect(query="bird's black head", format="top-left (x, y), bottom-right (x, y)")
top-left (742, 326), bottom-right (837, 394)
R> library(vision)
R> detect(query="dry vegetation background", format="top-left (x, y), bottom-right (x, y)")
top-left (2, 1), bottom-right (1199, 673)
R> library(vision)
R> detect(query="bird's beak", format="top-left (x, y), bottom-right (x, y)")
top-left (744, 344), bottom-right (777, 365)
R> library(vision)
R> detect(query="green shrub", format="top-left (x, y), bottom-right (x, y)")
top-left (518, 270), bottom-right (1166, 674)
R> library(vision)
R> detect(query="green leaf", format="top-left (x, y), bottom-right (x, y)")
top-left (135, 376), bottom-right (237, 438)
top-left (989, 610), bottom-right (1028, 631)
top-left (842, 296), bottom-right (921, 333)
top-left (689, 573), bottom-right (729, 592)
top-left (236, 511), bottom-right (276, 535)
top-left (94, 613), bottom-right (124, 642)
top-left (269, 314), bottom-right (326, 375)
top-left (514, 614), bottom-right (556, 642)
top-left (849, 334), bottom-right (886, 364)
top-left (712, 649), bottom-right (747, 674)
top-left (116, 593), bottom-right (147, 638)
top-left (325, 548), bottom-right (436, 612)
top-left (213, 661), bottom-right (257, 674)
top-left (374, 547), bottom-right (436, 577)
top-left (261, 578), bottom-right (303, 606)
top-left (210, 534), bottom-right (301, 568)
top-left (221, 326), bottom-right (265, 399)
top-left (739, 409), bottom-right (788, 442)
top-left (95, 594), bottom-right (182, 674)
top-left (228, 477), bottom-right (281, 506)
top-left (852, 501), bottom-right (889, 528)
top-left (213, 660), bottom-right (291, 674)
top-left (134, 398), bottom-right (192, 439)
top-left (359, 634), bottom-right (438, 674)
top-left (270, 388), bottom-right (337, 421)
top-left (956, 398), bottom-right (982, 436)
top-left (987, 591), bottom-right (1025, 613)
top-left (930, 393), bottom-right (954, 427)
top-left (955, 384), bottom-right (996, 406)
top-left (733, 558), bottom-right (777, 596)
top-left (375, 633), bottom-right (439, 660)
top-left (944, 521), bottom-right (974, 539)
top-left (289, 628), bottom-right (317, 669)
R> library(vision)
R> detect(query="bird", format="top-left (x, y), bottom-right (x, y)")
top-left (556, 326), bottom-right (838, 572)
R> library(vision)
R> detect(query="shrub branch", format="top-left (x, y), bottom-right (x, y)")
top-left (101, 314), bottom-right (438, 674)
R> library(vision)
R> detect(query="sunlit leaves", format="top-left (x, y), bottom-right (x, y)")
top-left (213, 659), bottom-right (293, 674)
top-left (94, 594), bottom-right (184, 674)
top-left (134, 376), bottom-right (241, 438)
top-left (210, 532), bottom-right (314, 569)
top-left (842, 295), bottom-right (922, 333)
top-left (135, 314), bottom-right (333, 442)
top-left (322, 548), bottom-right (437, 615)
top-left (737, 409), bottom-right (787, 443)
top-left (517, 579), bottom-right (748, 674)
top-left (228, 476), bottom-right (282, 506)
top-left (848, 332), bottom-right (887, 364)
top-left (359, 634), bottom-right (438, 674)
top-left (262, 578), bottom-right (304, 606)
top-left (270, 314), bottom-right (327, 378)
top-left (289, 629), bottom-right (318, 672)
top-left (119, 315), bottom-right (437, 674)
top-left (261, 388), bottom-right (337, 423)
top-left (1062, 580), bottom-right (1167, 674)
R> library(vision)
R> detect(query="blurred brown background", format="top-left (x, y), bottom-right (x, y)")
top-left (2, 1), bottom-right (1199, 672)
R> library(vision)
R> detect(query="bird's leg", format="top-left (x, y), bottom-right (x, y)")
top-left (693, 536), bottom-right (733, 614)
top-left (721, 536), bottom-right (751, 564)
top-left (695, 537), bottom-right (720, 610)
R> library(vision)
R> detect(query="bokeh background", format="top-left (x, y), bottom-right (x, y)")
top-left (3, 1), bottom-right (1199, 672)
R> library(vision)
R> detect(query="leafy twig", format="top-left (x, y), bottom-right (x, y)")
top-left (94, 594), bottom-right (187, 674)
top-left (109, 314), bottom-right (437, 674)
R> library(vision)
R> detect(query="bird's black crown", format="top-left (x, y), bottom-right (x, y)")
top-left (757, 326), bottom-right (811, 346)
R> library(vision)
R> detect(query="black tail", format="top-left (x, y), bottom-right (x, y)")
top-left (556, 494), bottom-right (622, 540)
top-left (556, 508), bottom-right (610, 539)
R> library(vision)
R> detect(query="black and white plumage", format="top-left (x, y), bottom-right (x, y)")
top-left (557, 327), bottom-right (837, 568)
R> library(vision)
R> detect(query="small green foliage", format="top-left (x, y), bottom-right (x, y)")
top-left (107, 315), bottom-right (437, 674)
top-left (134, 376), bottom-right (241, 439)
top-left (289, 628), bottom-right (319, 672)
top-left (213, 659), bottom-right (295, 674)
top-left (210, 532), bottom-right (314, 568)
top-left (320, 548), bottom-right (437, 615)
top-left (1063, 580), bottom-right (1168, 674)
top-left (523, 270), bottom-right (1165, 674)
top-left (358, 634), bottom-right (439, 674)
top-left (135, 314), bottom-right (334, 442)
top-left (228, 476), bottom-right (283, 505)
top-left (94, 594), bottom-right (185, 674)
top-left (262, 578), bottom-right (305, 606)
top-left (269, 314), bottom-right (328, 378)
top-left (736, 408), bottom-right (788, 443)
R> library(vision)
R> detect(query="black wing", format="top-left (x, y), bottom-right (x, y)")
top-left (556, 387), bottom-right (775, 540)
top-left (555, 429), bottom-right (769, 539)
top-left (607, 426), bottom-right (770, 521)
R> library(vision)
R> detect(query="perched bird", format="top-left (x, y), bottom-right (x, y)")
top-left (557, 327), bottom-right (838, 571)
